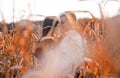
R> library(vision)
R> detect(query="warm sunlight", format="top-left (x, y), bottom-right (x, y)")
top-left (0, 0), bottom-right (120, 22)
top-left (0, 0), bottom-right (120, 78)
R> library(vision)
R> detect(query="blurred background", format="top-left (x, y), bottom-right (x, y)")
top-left (0, 0), bottom-right (120, 23)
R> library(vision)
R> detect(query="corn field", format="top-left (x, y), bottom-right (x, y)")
top-left (0, 1), bottom-right (120, 78)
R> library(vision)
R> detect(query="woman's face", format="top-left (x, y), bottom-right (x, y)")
top-left (60, 14), bottom-right (68, 24)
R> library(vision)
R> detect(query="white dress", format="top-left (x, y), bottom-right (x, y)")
top-left (43, 30), bottom-right (86, 78)
top-left (22, 30), bottom-right (86, 78)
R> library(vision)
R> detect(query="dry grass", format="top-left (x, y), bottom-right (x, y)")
top-left (0, 19), bottom-right (40, 78)
top-left (0, 7), bottom-right (120, 78)
top-left (83, 14), bottom-right (120, 77)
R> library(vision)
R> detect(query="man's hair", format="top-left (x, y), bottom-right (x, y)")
top-left (42, 16), bottom-right (59, 37)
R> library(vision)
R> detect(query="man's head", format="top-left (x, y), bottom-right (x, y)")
top-left (42, 16), bottom-right (59, 37)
